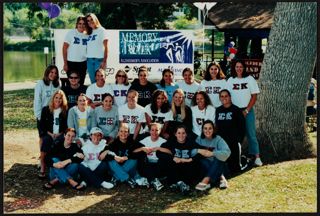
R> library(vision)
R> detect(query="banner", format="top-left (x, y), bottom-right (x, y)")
top-left (54, 29), bottom-right (194, 83)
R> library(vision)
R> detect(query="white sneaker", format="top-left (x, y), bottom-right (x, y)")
top-left (254, 157), bottom-right (263, 167)
top-left (135, 177), bottom-right (149, 187)
top-left (80, 181), bottom-right (87, 187)
top-left (101, 181), bottom-right (114, 189)
top-left (151, 178), bottom-right (164, 191)
top-left (219, 179), bottom-right (228, 189)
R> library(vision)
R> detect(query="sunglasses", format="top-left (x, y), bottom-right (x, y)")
top-left (117, 75), bottom-right (126, 78)
top-left (69, 76), bottom-right (79, 79)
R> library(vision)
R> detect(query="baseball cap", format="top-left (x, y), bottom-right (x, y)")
top-left (90, 127), bottom-right (104, 136)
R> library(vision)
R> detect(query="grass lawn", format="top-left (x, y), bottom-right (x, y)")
top-left (3, 89), bottom-right (317, 213)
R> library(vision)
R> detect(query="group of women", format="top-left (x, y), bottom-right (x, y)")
top-left (33, 13), bottom-right (262, 194)
top-left (33, 58), bottom-right (262, 193)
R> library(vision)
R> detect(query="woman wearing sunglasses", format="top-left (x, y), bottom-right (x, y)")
top-left (111, 69), bottom-right (131, 107)
top-left (62, 71), bottom-right (87, 110)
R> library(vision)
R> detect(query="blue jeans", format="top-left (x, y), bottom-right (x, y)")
top-left (87, 58), bottom-right (103, 83)
top-left (78, 161), bottom-right (110, 188)
top-left (245, 108), bottom-right (260, 155)
top-left (108, 159), bottom-right (139, 182)
top-left (200, 158), bottom-right (226, 184)
top-left (49, 158), bottom-right (79, 183)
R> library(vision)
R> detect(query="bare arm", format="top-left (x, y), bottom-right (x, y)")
top-left (133, 146), bottom-right (152, 154)
top-left (133, 122), bottom-right (142, 141)
top-left (243, 94), bottom-right (257, 117)
top-left (100, 39), bottom-right (108, 69)
top-left (160, 122), bottom-right (170, 139)
top-left (62, 42), bottom-right (69, 72)
top-left (145, 113), bottom-right (152, 130)
top-left (153, 147), bottom-right (172, 155)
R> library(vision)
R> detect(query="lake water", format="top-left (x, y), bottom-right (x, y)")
top-left (4, 51), bottom-right (51, 83)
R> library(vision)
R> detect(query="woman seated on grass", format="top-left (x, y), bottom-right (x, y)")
top-left (133, 122), bottom-right (171, 191)
top-left (195, 120), bottom-right (231, 191)
top-left (99, 123), bottom-right (148, 188)
top-left (78, 127), bottom-right (114, 189)
top-left (43, 128), bottom-right (85, 190)
top-left (38, 90), bottom-right (68, 179)
top-left (159, 124), bottom-right (200, 195)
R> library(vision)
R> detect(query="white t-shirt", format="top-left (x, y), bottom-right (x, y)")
top-left (191, 105), bottom-right (216, 136)
top-left (118, 103), bottom-right (146, 135)
top-left (76, 107), bottom-right (88, 137)
top-left (111, 83), bottom-right (131, 107)
top-left (226, 76), bottom-right (260, 108)
top-left (87, 27), bottom-right (108, 58)
top-left (139, 136), bottom-right (167, 162)
top-left (86, 83), bottom-right (113, 103)
top-left (64, 29), bottom-right (88, 62)
top-left (81, 139), bottom-right (107, 171)
top-left (200, 79), bottom-right (227, 108)
top-left (177, 80), bottom-right (200, 107)
top-left (53, 108), bottom-right (62, 134)
top-left (144, 104), bottom-right (173, 131)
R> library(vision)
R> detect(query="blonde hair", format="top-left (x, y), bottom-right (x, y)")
top-left (150, 122), bottom-right (162, 133)
top-left (118, 122), bottom-right (130, 134)
top-left (171, 89), bottom-right (186, 120)
top-left (49, 90), bottom-right (68, 116)
top-left (115, 69), bottom-right (129, 85)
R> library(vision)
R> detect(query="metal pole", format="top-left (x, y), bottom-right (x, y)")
top-left (212, 29), bottom-right (214, 62)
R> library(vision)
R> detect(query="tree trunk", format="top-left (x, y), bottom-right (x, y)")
top-left (256, 2), bottom-right (317, 162)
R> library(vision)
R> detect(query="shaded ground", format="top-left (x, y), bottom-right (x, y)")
top-left (3, 129), bottom-right (317, 213)
top-left (3, 130), bottom-right (201, 213)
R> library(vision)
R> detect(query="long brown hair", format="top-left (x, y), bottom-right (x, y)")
top-left (42, 65), bottom-right (60, 87)
top-left (86, 13), bottom-right (101, 35)
top-left (204, 62), bottom-right (226, 81)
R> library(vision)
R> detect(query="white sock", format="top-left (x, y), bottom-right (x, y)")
top-left (101, 181), bottom-right (114, 189)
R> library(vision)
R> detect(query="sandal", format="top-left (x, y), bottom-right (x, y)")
top-left (43, 182), bottom-right (55, 190)
top-left (195, 182), bottom-right (211, 191)
top-left (72, 183), bottom-right (86, 191)
top-left (38, 172), bottom-right (46, 180)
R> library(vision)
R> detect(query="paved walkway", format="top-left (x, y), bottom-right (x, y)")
top-left (4, 81), bottom-right (37, 91)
